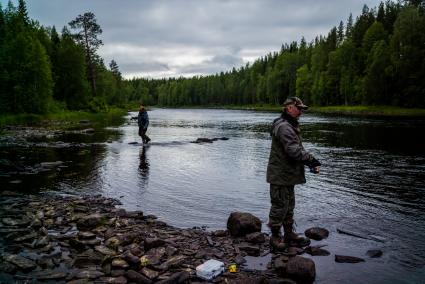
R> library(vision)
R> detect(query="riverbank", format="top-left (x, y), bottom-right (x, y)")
top-left (0, 108), bottom-right (127, 128)
top-left (0, 191), bottom-right (319, 283)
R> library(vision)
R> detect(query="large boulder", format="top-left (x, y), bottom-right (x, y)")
top-left (286, 256), bottom-right (316, 284)
top-left (227, 212), bottom-right (261, 237)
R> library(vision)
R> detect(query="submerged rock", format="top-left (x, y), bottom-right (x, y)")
top-left (366, 249), bottom-right (383, 258)
top-left (335, 255), bottom-right (365, 263)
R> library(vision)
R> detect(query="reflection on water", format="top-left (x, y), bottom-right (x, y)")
top-left (1, 109), bottom-right (425, 283)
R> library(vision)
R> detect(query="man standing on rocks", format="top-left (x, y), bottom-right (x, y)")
top-left (138, 105), bottom-right (151, 144)
top-left (266, 97), bottom-right (321, 251)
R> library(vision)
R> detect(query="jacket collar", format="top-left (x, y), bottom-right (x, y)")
top-left (282, 112), bottom-right (299, 128)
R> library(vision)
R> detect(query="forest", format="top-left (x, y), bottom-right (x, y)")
top-left (0, 0), bottom-right (424, 115)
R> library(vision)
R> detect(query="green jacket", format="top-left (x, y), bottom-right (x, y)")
top-left (266, 113), bottom-right (314, 185)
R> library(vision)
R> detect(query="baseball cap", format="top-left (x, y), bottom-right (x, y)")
top-left (283, 97), bottom-right (308, 110)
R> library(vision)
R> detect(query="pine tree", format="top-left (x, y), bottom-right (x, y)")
top-left (69, 12), bottom-right (103, 95)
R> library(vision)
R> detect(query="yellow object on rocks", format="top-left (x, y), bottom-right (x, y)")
top-left (228, 263), bottom-right (237, 273)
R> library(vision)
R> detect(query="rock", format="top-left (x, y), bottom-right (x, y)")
top-left (245, 232), bottom-right (266, 244)
top-left (112, 258), bottom-right (129, 269)
top-left (40, 161), bottom-right (63, 168)
top-left (35, 271), bottom-right (68, 280)
top-left (366, 249), bottom-right (383, 258)
top-left (237, 243), bottom-right (261, 256)
top-left (335, 255), bottom-right (365, 263)
top-left (123, 251), bottom-right (140, 265)
top-left (2, 217), bottom-right (31, 226)
top-left (227, 212), bottom-right (262, 237)
top-left (4, 254), bottom-right (37, 271)
top-left (105, 236), bottom-right (122, 249)
top-left (81, 128), bottom-right (95, 134)
top-left (141, 267), bottom-right (160, 280)
top-left (285, 256), bottom-right (316, 284)
top-left (14, 232), bottom-right (38, 242)
top-left (193, 138), bottom-right (214, 143)
top-left (304, 227), bottom-right (329, 241)
top-left (305, 246), bottom-right (330, 256)
top-left (274, 256), bottom-right (288, 275)
top-left (155, 271), bottom-right (190, 284)
top-left (78, 231), bottom-right (96, 239)
top-left (77, 213), bottom-right (104, 229)
top-left (75, 269), bottom-right (105, 279)
top-left (0, 261), bottom-right (17, 273)
top-left (98, 276), bottom-right (128, 284)
top-left (234, 254), bottom-right (246, 265)
top-left (79, 120), bottom-right (90, 124)
top-left (125, 270), bottom-right (152, 284)
top-left (111, 269), bottom-right (125, 277)
top-left (72, 252), bottom-right (103, 268)
top-left (212, 230), bottom-right (227, 237)
top-left (165, 245), bottom-right (178, 256)
top-left (144, 237), bottom-right (166, 251)
top-left (155, 255), bottom-right (186, 271)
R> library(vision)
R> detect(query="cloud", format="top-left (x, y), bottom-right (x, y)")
top-left (7, 0), bottom-right (384, 78)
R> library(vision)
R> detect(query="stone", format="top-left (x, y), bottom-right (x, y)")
top-left (105, 236), bottom-right (122, 249)
top-left (245, 232), bottom-right (266, 244)
top-left (123, 251), bottom-right (140, 265)
top-left (98, 276), bottom-right (128, 284)
top-left (155, 255), bottom-right (186, 271)
top-left (237, 243), bottom-right (261, 256)
top-left (304, 227), bottom-right (329, 241)
top-left (112, 258), bottom-right (129, 269)
top-left (95, 245), bottom-right (117, 256)
top-left (2, 217), bottom-right (31, 226)
top-left (75, 269), bottom-right (105, 279)
top-left (274, 256), bottom-right (288, 275)
top-left (165, 245), bottom-right (178, 256)
top-left (77, 213), bottom-right (104, 230)
top-left (335, 255), bottom-right (365, 263)
top-left (212, 230), bottom-right (227, 237)
top-left (305, 246), bottom-right (330, 256)
top-left (285, 256), bottom-right (316, 284)
top-left (78, 231), bottom-right (96, 239)
top-left (234, 254), bottom-right (246, 265)
top-left (227, 212), bottom-right (262, 237)
top-left (366, 249), bottom-right (383, 258)
top-left (144, 237), bottom-right (166, 251)
top-left (35, 271), bottom-right (68, 280)
top-left (140, 267), bottom-right (160, 280)
top-left (155, 271), bottom-right (190, 284)
top-left (72, 252), bottom-right (103, 268)
top-left (125, 270), bottom-right (152, 284)
top-left (4, 254), bottom-right (37, 271)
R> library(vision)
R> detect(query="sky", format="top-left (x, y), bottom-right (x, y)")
top-left (3, 0), bottom-right (383, 79)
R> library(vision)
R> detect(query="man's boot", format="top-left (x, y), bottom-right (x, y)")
top-left (283, 219), bottom-right (310, 247)
top-left (269, 226), bottom-right (287, 252)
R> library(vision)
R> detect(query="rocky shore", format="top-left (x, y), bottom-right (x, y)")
top-left (0, 191), bottom-right (324, 284)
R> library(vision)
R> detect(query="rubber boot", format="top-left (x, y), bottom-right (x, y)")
top-left (269, 226), bottom-right (287, 252)
top-left (283, 220), bottom-right (310, 247)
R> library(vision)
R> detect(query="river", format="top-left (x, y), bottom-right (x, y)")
top-left (1, 108), bottom-right (425, 283)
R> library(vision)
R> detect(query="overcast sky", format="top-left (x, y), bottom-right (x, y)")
top-left (4, 0), bottom-right (383, 79)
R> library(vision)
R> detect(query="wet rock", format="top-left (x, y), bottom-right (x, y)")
top-left (305, 246), bottom-right (330, 256)
top-left (4, 254), bottom-right (37, 271)
top-left (234, 254), bottom-right (247, 265)
top-left (2, 217), bottom-right (31, 226)
top-left (335, 255), bottom-right (365, 263)
top-left (304, 227), bottom-right (329, 241)
top-left (144, 237), bottom-right (166, 251)
top-left (274, 256), bottom-right (288, 275)
top-left (286, 256), bottom-right (316, 284)
top-left (33, 235), bottom-right (50, 248)
top-left (112, 258), bottom-right (129, 269)
top-left (165, 245), bottom-right (178, 256)
top-left (72, 252), bottom-right (103, 268)
top-left (105, 236), bottom-right (122, 249)
top-left (40, 161), bottom-right (64, 168)
top-left (192, 138), bottom-right (214, 143)
top-left (237, 243), bottom-right (260, 256)
top-left (155, 255), bottom-right (186, 271)
top-left (245, 232), bottom-right (265, 244)
top-left (77, 213), bottom-right (105, 230)
top-left (212, 229), bottom-right (227, 237)
top-left (0, 261), bottom-right (18, 273)
top-left (111, 269), bottom-right (126, 277)
top-left (125, 269), bottom-right (152, 284)
top-left (227, 212), bottom-right (262, 237)
top-left (366, 249), bottom-right (383, 258)
top-left (14, 232), bottom-right (38, 242)
top-left (75, 269), bottom-right (105, 279)
top-left (78, 231), bottom-right (96, 239)
top-left (35, 271), bottom-right (68, 280)
top-left (81, 128), bottom-right (95, 134)
top-left (98, 276), bottom-right (128, 284)
top-left (140, 267), bottom-right (160, 280)
top-left (156, 271), bottom-right (190, 284)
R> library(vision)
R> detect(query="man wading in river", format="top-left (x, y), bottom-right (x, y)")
top-left (267, 97), bottom-right (321, 251)
top-left (138, 105), bottom-right (151, 144)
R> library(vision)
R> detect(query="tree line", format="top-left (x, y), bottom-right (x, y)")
top-left (0, 0), bottom-right (124, 114)
top-left (128, 0), bottom-right (425, 108)
top-left (1, 0), bottom-right (424, 115)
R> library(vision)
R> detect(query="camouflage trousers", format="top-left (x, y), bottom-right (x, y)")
top-left (268, 184), bottom-right (295, 228)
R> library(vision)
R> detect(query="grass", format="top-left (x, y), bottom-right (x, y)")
top-left (0, 108), bottom-right (127, 128)
top-left (309, 105), bottom-right (425, 117)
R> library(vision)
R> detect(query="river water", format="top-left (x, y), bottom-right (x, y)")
top-left (1, 108), bottom-right (425, 283)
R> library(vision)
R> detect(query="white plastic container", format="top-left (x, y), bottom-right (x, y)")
top-left (196, 259), bottom-right (225, 280)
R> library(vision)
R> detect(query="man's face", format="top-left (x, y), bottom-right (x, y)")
top-left (286, 104), bottom-right (303, 119)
